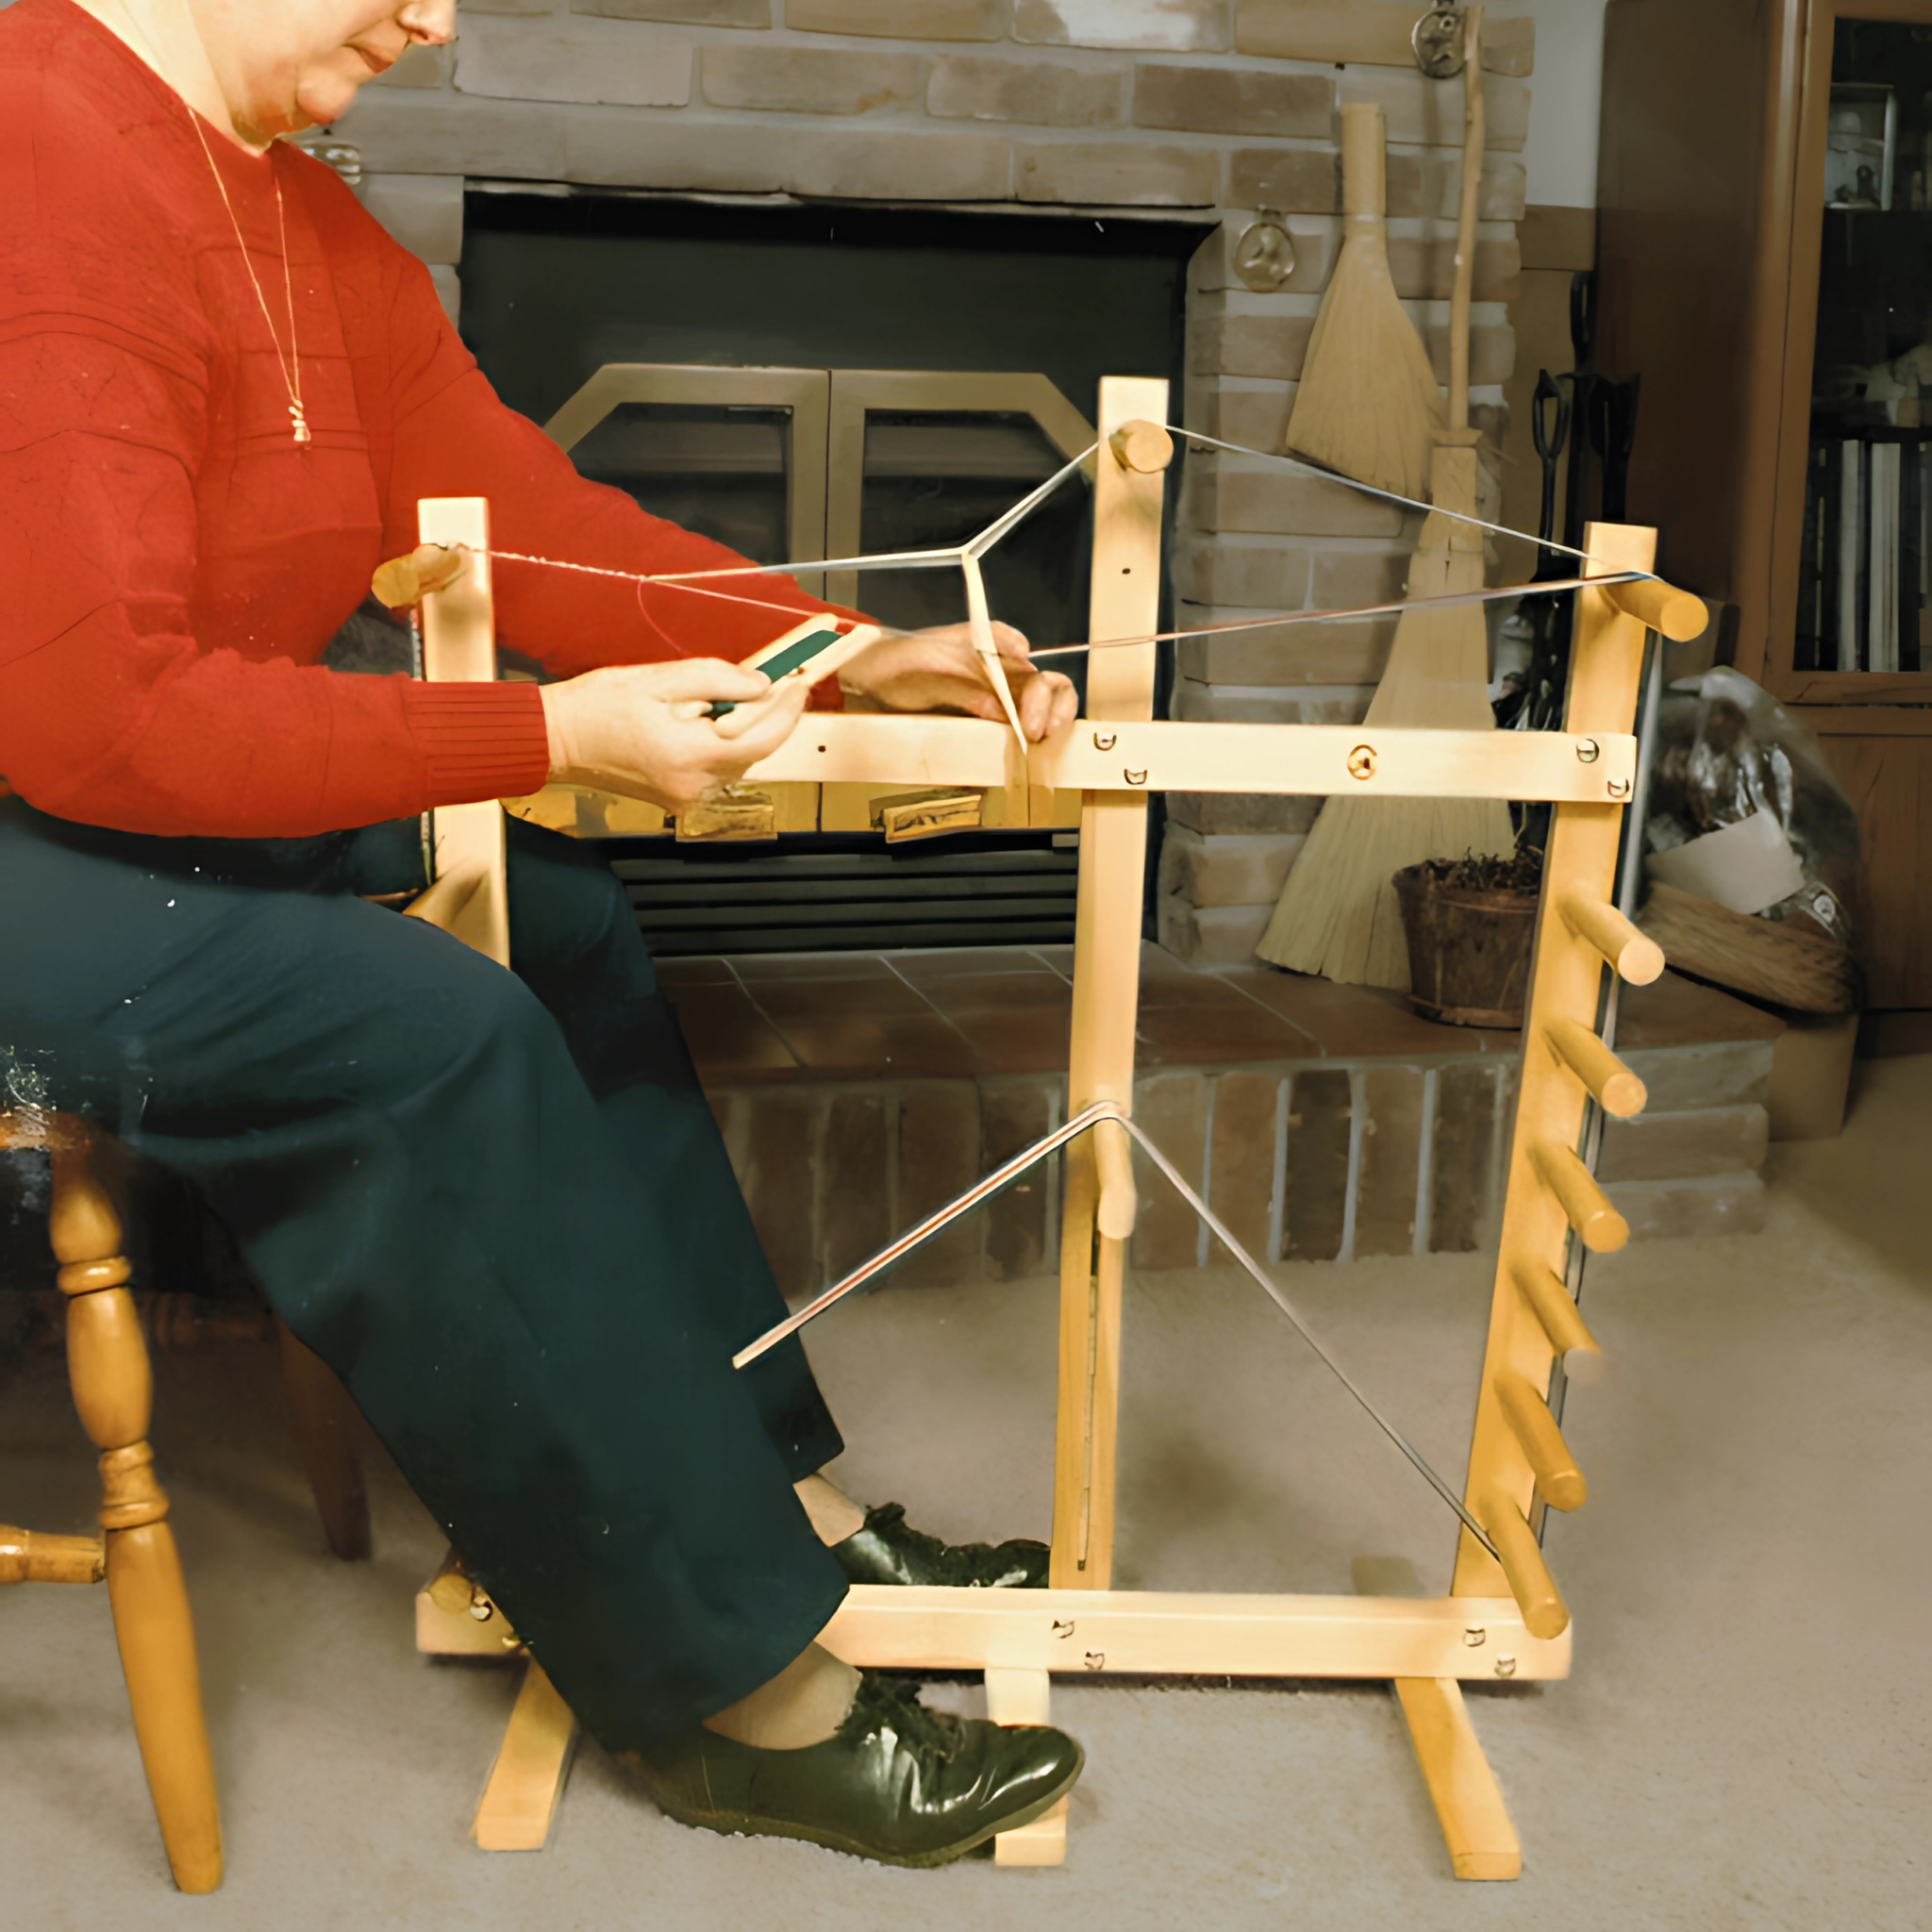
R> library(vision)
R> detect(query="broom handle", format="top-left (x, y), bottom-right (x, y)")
top-left (1448, 4), bottom-right (1484, 432)
top-left (1339, 100), bottom-right (1387, 226)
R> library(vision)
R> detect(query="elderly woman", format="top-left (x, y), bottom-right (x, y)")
top-left (0, 0), bottom-right (1085, 1868)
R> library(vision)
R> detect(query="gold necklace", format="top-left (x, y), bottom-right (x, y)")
top-left (183, 108), bottom-right (311, 445)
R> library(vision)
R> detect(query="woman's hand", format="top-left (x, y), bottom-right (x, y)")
top-left (837, 624), bottom-right (1078, 742)
top-left (539, 660), bottom-right (810, 811)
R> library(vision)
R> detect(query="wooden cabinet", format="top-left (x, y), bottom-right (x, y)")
top-left (1601, 0), bottom-right (1932, 1009)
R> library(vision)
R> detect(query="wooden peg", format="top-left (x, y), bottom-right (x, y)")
top-left (1529, 1141), bottom-right (1629, 1254)
top-left (1494, 1370), bottom-right (1587, 1511)
top-left (1477, 1489), bottom-right (1569, 1640)
top-left (1108, 418), bottom-right (1174, 475)
top-left (1509, 1259), bottom-right (1604, 1380)
top-left (1543, 1016), bottom-right (1647, 1119)
top-left (372, 541), bottom-right (467, 609)
top-left (1557, 890), bottom-right (1665, 985)
top-left (1599, 575), bottom-right (1707, 642)
top-left (0, 1524), bottom-right (106, 1585)
top-left (1093, 1115), bottom-right (1138, 1241)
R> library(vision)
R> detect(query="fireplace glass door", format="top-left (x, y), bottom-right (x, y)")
top-left (540, 363), bottom-right (1095, 954)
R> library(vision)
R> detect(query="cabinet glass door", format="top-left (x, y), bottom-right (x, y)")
top-left (1798, 18), bottom-right (1932, 675)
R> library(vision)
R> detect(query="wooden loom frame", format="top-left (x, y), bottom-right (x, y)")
top-left (412, 375), bottom-right (1695, 1876)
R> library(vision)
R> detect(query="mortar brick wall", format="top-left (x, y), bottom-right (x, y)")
top-left (788, 0), bottom-right (1006, 40)
top-left (928, 53), bottom-right (1127, 125)
top-left (323, 0), bottom-right (1536, 972)
top-left (1013, 0), bottom-right (1231, 53)
top-left (456, 22), bottom-right (693, 107)
top-left (1234, 0), bottom-right (1534, 75)
top-left (703, 44), bottom-right (927, 113)
top-left (579, 0), bottom-right (774, 22)
top-left (1131, 62), bottom-right (1330, 140)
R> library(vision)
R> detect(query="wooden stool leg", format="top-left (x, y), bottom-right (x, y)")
top-left (277, 1321), bottom-right (372, 1561)
top-left (53, 1143), bottom-right (222, 1894)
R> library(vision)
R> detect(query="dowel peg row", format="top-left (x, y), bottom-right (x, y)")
top-left (1509, 1260), bottom-right (1604, 1380)
top-left (1529, 1141), bottom-right (1629, 1254)
top-left (1557, 891), bottom-right (1665, 986)
top-left (1599, 575), bottom-right (1707, 643)
top-left (1494, 1370), bottom-right (1588, 1512)
top-left (1543, 1017), bottom-right (1647, 1120)
top-left (1477, 1489), bottom-right (1570, 1641)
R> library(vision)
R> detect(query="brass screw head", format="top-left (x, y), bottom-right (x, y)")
top-left (1092, 730), bottom-right (1117, 751)
top-left (1494, 1656), bottom-right (1518, 1679)
top-left (1575, 738), bottom-right (1601, 763)
top-left (1347, 744), bottom-right (1377, 781)
top-left (1463, 1626), bottom-right (1487, 1647)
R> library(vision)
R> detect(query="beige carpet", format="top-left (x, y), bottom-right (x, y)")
top-left (4, 1059), bottom-right (1927, 1931)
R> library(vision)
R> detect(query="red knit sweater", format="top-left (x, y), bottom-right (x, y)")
top-left (0, 0), bottom-right (841, 840)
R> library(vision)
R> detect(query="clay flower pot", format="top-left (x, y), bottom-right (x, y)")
top-left (1391, 852), bottom-right (1543, 1028)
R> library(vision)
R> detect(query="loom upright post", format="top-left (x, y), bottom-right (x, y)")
top-left (1399, 522), bottom-right (1660, 1881)
top-left (1049, 378), bottom-right (1171, 1594)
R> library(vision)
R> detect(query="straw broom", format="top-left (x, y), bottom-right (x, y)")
top-left (1257, 6), bottom-right (1512, 989)
top-left (1284, 102), bottom-right (1442, 502)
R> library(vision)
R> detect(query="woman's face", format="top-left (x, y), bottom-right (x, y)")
top-left (189, 0), bottom-right (457, 142)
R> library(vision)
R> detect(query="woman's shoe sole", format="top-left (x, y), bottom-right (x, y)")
top-left (644, 1744), bottom-right (1084, 1869)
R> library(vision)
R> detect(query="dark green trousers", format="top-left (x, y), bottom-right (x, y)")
top-left (0, 797), bottom-right (847, 1748)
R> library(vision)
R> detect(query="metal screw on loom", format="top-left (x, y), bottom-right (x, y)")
top-left (1574, 738), bottom-right (1601, 764)
top-left (1494, 1657), bottom-right (1518, 1679)
top-left (1347, 744), bottom-right (1377, 781)
top-left (1464, 1626), bottom-right (1487, 1648)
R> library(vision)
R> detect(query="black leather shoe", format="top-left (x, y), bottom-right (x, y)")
top-left (629, 1674), bottom-right (1081, 1867)
top-left (833, 1503), bottom-right (1049, 1589)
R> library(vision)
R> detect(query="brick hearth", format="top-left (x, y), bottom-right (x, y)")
top-left (668, 946), bottom-right (1781, 1297)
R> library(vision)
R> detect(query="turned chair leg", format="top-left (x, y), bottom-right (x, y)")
top-left (277, 1322), bottom-right (372, 1562)
top-left (52, 1140), bottom-right (223, 1894)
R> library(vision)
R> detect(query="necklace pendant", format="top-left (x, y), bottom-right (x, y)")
top-left (291, 406), bottom-right (312, 447)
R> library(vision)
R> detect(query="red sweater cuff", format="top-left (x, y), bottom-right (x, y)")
top-left (403, 679), bottom-right (552, 805)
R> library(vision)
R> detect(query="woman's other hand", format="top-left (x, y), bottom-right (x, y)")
top-left (837, 624), bottom-right (1078, 742)
top-left (539, 660), bottom-right (809, 810)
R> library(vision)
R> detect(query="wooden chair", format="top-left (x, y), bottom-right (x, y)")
top-left (0, 1108), bottom-right (222, 1893)
top-left (2, 1111), bottom-right (385, 1892)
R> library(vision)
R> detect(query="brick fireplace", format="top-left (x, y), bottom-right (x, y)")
top-left (327, 0), bottom-right (1534, 961)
